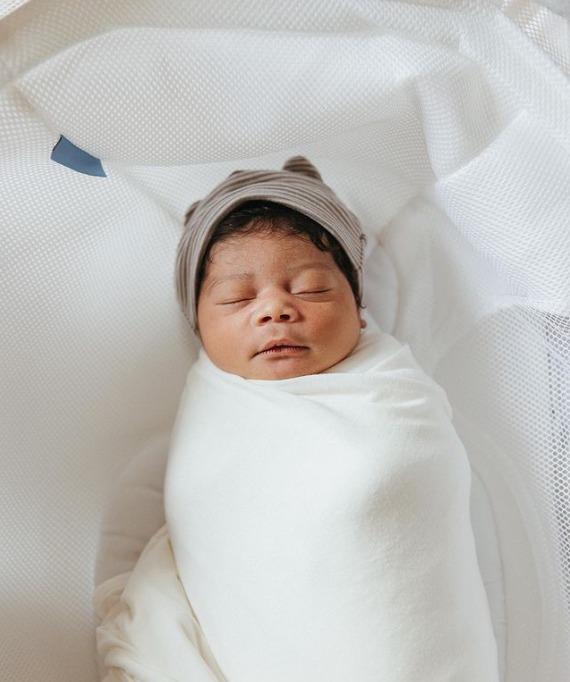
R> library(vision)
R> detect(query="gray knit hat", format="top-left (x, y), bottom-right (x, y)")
top-left (175, 155), bottom-right (366, 333)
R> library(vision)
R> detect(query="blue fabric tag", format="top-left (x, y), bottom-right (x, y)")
top-left (51, 135), bottom-right (106, 177)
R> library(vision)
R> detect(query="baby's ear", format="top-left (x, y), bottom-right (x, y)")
top-left (282, 155), bottom-right (323, 182)
top-left (184, 200), bottom-right (200, 226)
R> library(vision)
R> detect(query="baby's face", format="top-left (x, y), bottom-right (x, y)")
top-left (196, 232), bottom-right (366, 380)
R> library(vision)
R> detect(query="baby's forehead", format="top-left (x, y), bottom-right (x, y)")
top-left (209, 230), bottom-right (329, 261)
top-left (201, 244), bottom-right (339, 292)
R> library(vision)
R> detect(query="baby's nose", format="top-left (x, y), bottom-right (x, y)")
top-left (255, 295), bottom-right (299, 325)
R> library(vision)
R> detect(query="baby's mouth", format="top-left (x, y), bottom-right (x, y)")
top-left (256, 344), bottom-right (308, 356)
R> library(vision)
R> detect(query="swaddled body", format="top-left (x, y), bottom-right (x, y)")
top-left (165, 324), bottom-right (499, 682)
top-left (95, 155), bottom-right (499, 681)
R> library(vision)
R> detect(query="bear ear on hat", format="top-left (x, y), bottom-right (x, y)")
top-left (282, 155), bottom-right (323, 182)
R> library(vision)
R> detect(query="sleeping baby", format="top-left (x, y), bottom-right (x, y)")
top-left (94, 156), bottom-right (500, 682)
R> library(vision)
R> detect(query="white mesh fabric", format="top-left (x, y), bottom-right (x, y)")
top-left (0, 0), bottom-right (31, 21)
top-left (1, 1), bottom-right (569, 681)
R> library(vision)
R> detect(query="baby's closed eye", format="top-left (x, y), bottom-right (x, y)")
top-left (219, 297), bottom-right (255, 305)
top-left (293, 288), bottom-right (331, 295)
top-left (217, 286), bottom-right (332, 305)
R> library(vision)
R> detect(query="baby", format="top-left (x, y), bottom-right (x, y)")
top-left (176, 155), bottom-right (368, 380)
top-left (95, 156), bottom-right (499, 682)
top-left (164, 155), bottom-right (499, 681)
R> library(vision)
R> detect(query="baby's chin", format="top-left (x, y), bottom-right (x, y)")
top-left (240, 357), bottom-right (317, 380)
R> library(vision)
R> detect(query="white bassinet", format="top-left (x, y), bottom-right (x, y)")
top-left (1, 1), bottom-right (569, 680)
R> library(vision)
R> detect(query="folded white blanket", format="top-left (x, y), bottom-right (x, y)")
top-left (94, 328), bottom-right (499, 681)
top-left (164, 328), bottom-right (499, 681)
top-left (94, 523), bottom-right (227, 682)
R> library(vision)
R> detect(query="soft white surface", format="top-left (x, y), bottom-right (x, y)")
top-left (94, 525), bottom-right (226, 682)
top-left (2, 1), bottom-right (570, 681)
top-left (94, 434), bottom-right (171, 587)
top-left (93, 315), bottom-right (508, 682)
top-left (94, 426), bottom-right (509, 682)
top-left (157, 326), bottom-right (499, 681)
top-left (92, 315), bottom-right (508, 682)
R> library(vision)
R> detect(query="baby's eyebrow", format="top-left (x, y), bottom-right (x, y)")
top-left (284, 262), bottom-right (334, 275)
top-left (205, 272), bottom-right (253, 292)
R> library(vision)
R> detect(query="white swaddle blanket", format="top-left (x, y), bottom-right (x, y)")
top-left (95, 327), bottom-right (499, 681)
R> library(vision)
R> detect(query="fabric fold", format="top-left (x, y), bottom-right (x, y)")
top-left (94, 524), bottom-right (227, 682)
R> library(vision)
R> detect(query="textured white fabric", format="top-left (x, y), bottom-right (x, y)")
top-left (160, 327), bottom-right (499, 682)
top-left (93, 308), bottom-right (395, 589)
top-left (94, 434), bottom-right (171, 587)
top-left (94, 524), bottom-right (226, 682)
top-left (93, 412), bottom-right (509, 682)
top-left (1, 1), bottom-right (569, 681)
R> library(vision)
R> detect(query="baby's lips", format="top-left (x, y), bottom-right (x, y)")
top-left (256, 338), bottom-right (306, 354)
top-left (254, 343), bottom-right (309, 357)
